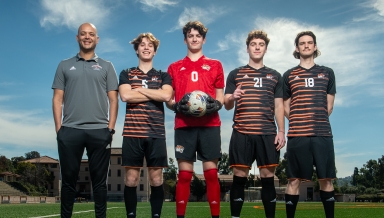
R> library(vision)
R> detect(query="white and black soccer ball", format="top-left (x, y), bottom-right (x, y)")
top-left (187, 90), bottom-right (208, 117)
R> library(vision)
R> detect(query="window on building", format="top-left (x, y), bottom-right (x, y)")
top-left (50, 164), bottom-right (57, 168)
top-left (140, 170), bottom-right (144, 177)
top-left (108, 184), bottom-right (111, 191)
top-left (85, 167), bottom-right (89, 171)
top-left (85, 176), bottom-right (89, 181)
top-left (117, 169), bottom-right (121, 177)
top-left (117, 184), bottom-right (121, 191)
top-left (117, 157), bottom-right (121, 165)
top-left (108, 169), bottom-right (111, 177)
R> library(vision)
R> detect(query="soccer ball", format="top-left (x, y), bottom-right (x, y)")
top-left (187, 90), bottom-right (208, 117)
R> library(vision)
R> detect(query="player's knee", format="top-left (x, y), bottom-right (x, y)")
top-left (288, 179), bottom-right (300, 188)
top-left (125, 175), bottom-right (139, 186)
top-left (149, 175), bottom-right (163, 186)
top-left (178, 170), bottom-right (193, 183)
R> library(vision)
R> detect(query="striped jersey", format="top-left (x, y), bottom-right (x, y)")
top-left (225, 65), bottom-right (283, 135)
top-left (119, 67), bottom-right (172, 138)
top-left (168, 55), bottom-right (225, 129)
top-left (283, 65), bottom-right (336, 137)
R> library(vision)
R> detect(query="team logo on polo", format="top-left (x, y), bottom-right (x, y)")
top-left (318, 73), bottom-right (325, 79)
top-left (92, 65), bottom-right (102, 71)
top-left (175, 145), bottom-right (184, 153)
top-left (202, 64), bottom-right (210, 71)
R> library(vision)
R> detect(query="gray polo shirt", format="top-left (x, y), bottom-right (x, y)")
top-left (52, 53), bottom-right (118, 129)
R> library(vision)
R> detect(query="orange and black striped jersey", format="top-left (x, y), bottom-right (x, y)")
top-left (119, 67), bottom-right (172, 138)
top-left (283, 65), bottom-right (336, 137)
top-left (225, 65), bottom-right (283, 135)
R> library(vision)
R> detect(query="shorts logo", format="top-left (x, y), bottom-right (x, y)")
top-left (175, 145), bottom-right (184, 153)
top-left (202, 64), bottom-right (211, 71)
top-left (92, 65), bottom-right (102, 71)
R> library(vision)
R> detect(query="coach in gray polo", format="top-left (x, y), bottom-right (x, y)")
top-left (52, 22), bottom-right (118, 218)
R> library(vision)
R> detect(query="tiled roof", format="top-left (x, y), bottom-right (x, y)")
top-left (21, 156), bottom-right (59, 164)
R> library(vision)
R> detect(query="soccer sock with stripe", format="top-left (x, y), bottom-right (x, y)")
top-left (230, 175), bottom-right (247, 217)
top-left (124, 186), bottom-right (137, 218)
top-left (320, 190), bottom-right (335, 218)
top-left (261, 177), bottom-right (277, 218)
top-left (176, 170), bottom-right (193, 217)
top-left (285, 194), bottom-right (299, 218)
top-left (204, 168), bottom-right (221, 218)
top-left (150, 185), bottom-right (164, 217)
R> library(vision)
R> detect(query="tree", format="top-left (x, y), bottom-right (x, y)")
top-left (11, 156), bottom-right (25, 169)
top-left (0, 155), bottom-right (14, 172)
top-left (25, 151), bottom-right (40, 160)
top-left (163, 158), bottom-right (178, 201)
top-left (351, 167), bottom-right (359, 186)
top-left (275, 153), bottom-right (288, 185)
top-left (190, 173), bottom-right (206, 201)
top-left (16, 161), bottom-right (52, 195)
top-left (378, 155), bottom-right (384, 189)
top-left (218, 152), bottom-right (232, 175)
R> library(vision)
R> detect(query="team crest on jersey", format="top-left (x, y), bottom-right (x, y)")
top-left (180, 67), bottom-right (186, 71)
top-left (243, 74), bottom-right (249, 78)
top-left (266, 74), bottom-right (273, 79)
top-left (201, 64), bottom-right (211, 71)
top-left (294, 76), bottom-right (300, 80)
top-left (92, 65), bottom-right (102, 70)
top-left (318, 73), bottom-right (325, 79)
top-left (131, 75), bottom-right (139, 80)
top-left (175, 145), bottom-right (184, 153)
top-left (152, 76), bottom-right (158, 81)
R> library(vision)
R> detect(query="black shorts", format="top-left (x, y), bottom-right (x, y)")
top-left (122, 137), bottom-right (168, 168)
top-left (174, 127), bottom-right (222, 162)
top-left (229, 129), bottom-right (280, 169)
top-left (286, 137), bottom-right (336, 181)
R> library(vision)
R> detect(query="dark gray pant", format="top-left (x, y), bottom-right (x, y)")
top-left (57, 126), bottom-right (112, 218)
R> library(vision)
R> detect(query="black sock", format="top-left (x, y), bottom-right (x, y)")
top-left (320, 190), bottom-right (335, 218)
top-left (150, 185), bottom-right (164, 217)
top-left (285, 194), bottom-right (299, 218)
top-left (124, 186), bottom-right (137, 218)
top-left (261, 177), bottom-right (276, 218)
top-left (230, 175), bottom-right (247, 217)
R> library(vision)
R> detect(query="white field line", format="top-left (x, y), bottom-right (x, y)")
top-left (28, 205), bottom-right (213, 218)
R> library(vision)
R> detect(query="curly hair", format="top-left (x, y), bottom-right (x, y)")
top-left (293, 31), bottom-right (321, 59)
top-left (130, 32), bottom-right (160, 52)
top-left (182, 21), bottom-right (208, 39)
top-left (246, 30), bottom-right (270, 47)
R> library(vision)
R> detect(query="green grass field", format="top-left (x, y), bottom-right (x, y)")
top-left (1, 202), bottom-right (384, 217)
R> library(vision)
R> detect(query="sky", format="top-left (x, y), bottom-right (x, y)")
top-left (1, 0), bottom-right (383, 178)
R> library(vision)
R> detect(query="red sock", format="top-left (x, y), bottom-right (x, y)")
top-left (204, 168), bottom-right (220, 216)
top-left (176, 170), bottom-right (193, 216)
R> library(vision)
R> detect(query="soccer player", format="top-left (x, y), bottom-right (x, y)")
top-left (52, 23), bottom-right (118, 218)
top-left (224, 30), bottom-right (285, 218)
top-left (119, 32), bottom-right (173, 218)
top-left (283, 31), bottom-right (336, 218)
top-left (166, 21), bottom-right (225, 218)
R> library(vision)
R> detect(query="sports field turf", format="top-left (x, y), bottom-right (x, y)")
top-left (1, 202), bottom-right (384, 217)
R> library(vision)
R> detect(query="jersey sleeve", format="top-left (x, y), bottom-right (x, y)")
top-left (161, 71), bottom-right (173, 86)
top-left (225, 69), bottom-right (237, 95)
top-left (119, 69), bottom-right (130, 86)
top-left (274, 71), bottom-right (283, 98)
top-left (283, 70), bottom-right (291, 99)
top-left (327, 68), bottom-right (336, 94)
top-left (52, 61), bottom-right (65, 90)
top-left (106, 62), bottom-right (118, 91)
top-left (214, 61), bottom-right (225, 89)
